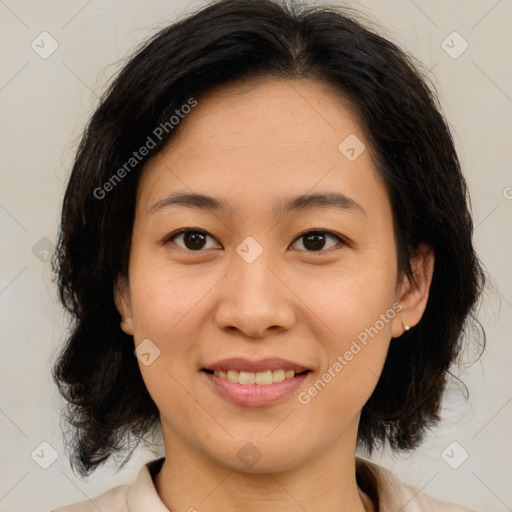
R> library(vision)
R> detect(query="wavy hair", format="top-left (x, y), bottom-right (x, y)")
top-left (52, 0), bottom-right (486, 478)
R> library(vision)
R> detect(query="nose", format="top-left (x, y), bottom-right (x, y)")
top-left (213, 245), bottom-right (296, 339)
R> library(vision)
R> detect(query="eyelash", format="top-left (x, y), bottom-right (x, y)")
top-left (163, 228), bottom-right (348, 253)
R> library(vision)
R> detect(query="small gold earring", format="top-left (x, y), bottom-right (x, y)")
top-left (401, 321), bottom-right (410, 331)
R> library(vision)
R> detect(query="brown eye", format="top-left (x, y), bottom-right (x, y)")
top-left (166, 229), bottom-right (221, 251)
top-left (165, 228), bottom-right (345, 253)
top-left (291, 230), bottom-right (344, 252)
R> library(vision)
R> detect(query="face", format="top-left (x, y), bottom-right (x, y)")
top-left (115, 77), bottom-right (432, 473)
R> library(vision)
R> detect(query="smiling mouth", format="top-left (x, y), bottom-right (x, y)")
top-left (202, 368), bottom-right (311, 385)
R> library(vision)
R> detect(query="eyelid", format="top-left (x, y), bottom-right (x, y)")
top-left (163, 228), bottom-right (350, 252)
top-left (163, 228), bottom-right (221, 249)
top-left (291, 229), bottom-right (350, 251)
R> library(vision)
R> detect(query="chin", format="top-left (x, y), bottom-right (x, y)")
top-left (220, 452), bottom-right (306, 474)
top-left (203, 435), bottom-right (310, 474)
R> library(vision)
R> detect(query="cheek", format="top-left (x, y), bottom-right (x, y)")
top-left (127, 262), bottom-right (208, 399)
top-left (300, 329), bottom-right (392, 430)
top-left (305, 256), bottom-right (397, 340)
top-left (128, 249), bottom-right (215, 340)
top-left (298, 255), bottom-right (397, 411)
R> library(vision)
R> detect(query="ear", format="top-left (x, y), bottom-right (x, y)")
top-left (114, 275), bottom-right (134, 336)
top-left (391, 244), bottom-right (435, 338)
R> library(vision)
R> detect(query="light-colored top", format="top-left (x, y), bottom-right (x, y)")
top-left (51, 457), bottom-right (479, 512)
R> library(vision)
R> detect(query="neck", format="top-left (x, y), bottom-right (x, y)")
top-left (154, 424), bottom-right (370, 512)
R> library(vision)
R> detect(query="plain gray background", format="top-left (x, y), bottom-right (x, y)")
top-left (0, 0), bottom-right (511, 511)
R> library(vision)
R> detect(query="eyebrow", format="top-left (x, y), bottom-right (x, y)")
top-left (148, 190), bottom-right (366, 217)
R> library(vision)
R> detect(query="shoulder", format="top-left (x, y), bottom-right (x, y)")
top-left (50, 482), bottom-right (129, 512)
top-left (399, 481), bottom-right (480, 512)
top-left (356, 457), bottom-right (480, 512)
top-left (50, 457), bottom-right (166, 512)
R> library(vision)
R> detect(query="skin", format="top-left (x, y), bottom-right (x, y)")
top-left (115, 77), bottom-right (434, 512)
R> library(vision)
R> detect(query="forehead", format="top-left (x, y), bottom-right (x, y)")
top-left (136, 77), bottom-right (390, 220)
top-left (162, 77), bottom-right (362, 154)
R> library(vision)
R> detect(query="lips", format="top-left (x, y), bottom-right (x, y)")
top-left (201, 357), bottom-right (313, 406)
top-left (202, 357), bottom-right (311, 373)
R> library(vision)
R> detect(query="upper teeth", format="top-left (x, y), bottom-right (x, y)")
top-left (213, 369), bottom-right (297, 385)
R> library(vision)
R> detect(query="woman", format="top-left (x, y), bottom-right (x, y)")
top-left (50, 0), bottom-right (485, 510)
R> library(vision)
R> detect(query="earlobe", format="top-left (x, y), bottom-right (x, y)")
top-left (114, 276), bottom-right (134, 336)
top-left (391, 244), bottom-right (435, 338)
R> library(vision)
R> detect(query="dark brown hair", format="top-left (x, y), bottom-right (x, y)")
top-left (52, 0), bottom-right (486, 478)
